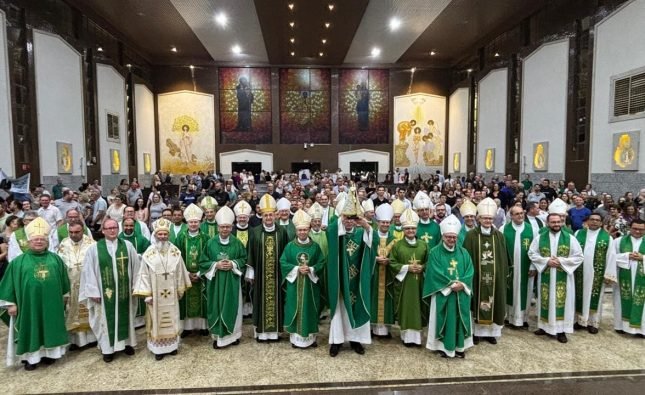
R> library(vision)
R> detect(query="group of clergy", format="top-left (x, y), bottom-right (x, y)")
top-left (0, 186), bottom-right (643, 371)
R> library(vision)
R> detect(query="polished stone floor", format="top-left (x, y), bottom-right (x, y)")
top-left (0, 292), bottom-right (643, 394)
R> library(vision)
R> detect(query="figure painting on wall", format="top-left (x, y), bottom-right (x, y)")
top-left (532, 142), bottom-right (548, 172)
top-left (356, 83), bottom-right (369, 131)
top-left (612, 131), bottom-right (639, 171)
top-left (220, 68), bottom-right (271, 144)
top-left (393, 94), bottom-right (446, 177)
top-left (180, 123), bottom-right (195, 165)
top-left (339, 69), bottom-right (389, 144)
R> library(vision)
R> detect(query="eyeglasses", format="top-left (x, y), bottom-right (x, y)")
top-left (103, 227), bottom-right (119, 231)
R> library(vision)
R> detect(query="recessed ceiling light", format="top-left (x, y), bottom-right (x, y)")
top-left (189, 65), bottom-right (195, 70)
top-left (430, 51), bottom-right (436, 56)
top-left (288, 3), bottom-right (294, 10)
top-left (389, 17), bottom-right (401, 31)
top-left (322, 39), bottom-right (327, 44)
top-left (170, 46), bottom-right (177, 53)
top-left (290, 51), bottom-right (295, 56)
top-left (411, 67), bottom-right (416, 73)
top-left (371, 47), bottom-right (381, 57)
top-left (328, 4), bottom-right (334, 11)
top-left (289, 21), bottom-right (295, 28)
top-left (319, 52), bottom-right (324, 57)
top-left (231, 45), bottom-right (241, 54)
top-left (215, 12), bottom-right (227, 27)
top-left (494, 52), bottom-right (500, 57)
top-left (126, 63), bottom-right (132, 68)
top-left (324, 22), bottom-right (331, 28)
top-left (290, 38), bottom-right (295, 43)
top-left (97, 46), bottom-right (103, 52)
top-left (467, 68), bottom-right (473, 73)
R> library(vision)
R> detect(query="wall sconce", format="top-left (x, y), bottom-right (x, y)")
top-left (304, 142), bottom-right (315, 149)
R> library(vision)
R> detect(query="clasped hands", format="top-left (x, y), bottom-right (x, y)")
top-left (629, 252), bottom-right (643, 262)
top-left (408, 263), bottom-right (423, 274)
top-left (450, 281), bottom-right (465, 292)
top-left (547, 257), bottom-right (561, 268)
top-left (376, 256), bottom-right (389, 266)
top-left (216, 259), bottom-right (234, 271)
top-left (298, 265), bottom-right (310, 275)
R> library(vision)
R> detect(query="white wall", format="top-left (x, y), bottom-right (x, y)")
top-left (590, 0), bottom-right (645, 174)
top-left (477, 68), bottom-right (508, 174)
top-left (96, 64), bottom-right (128, 179)
top-left (0, 11), bottom-right (14, 177)
top-left (338, 149), bottom-right (390, 177)
top-left (219, 149), bottom-right (273, 176)
top-left (33, 30), bottom-right (85, 179)
top-left (521, 39), bottom-right (569, 175)
top-left (135, 84), bottom-right (156, 177)
top-left (448, 88), bottom-right (469, 173)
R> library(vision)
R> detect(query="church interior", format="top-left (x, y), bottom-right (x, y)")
top-left (0, 0), bottom-right (644, 393)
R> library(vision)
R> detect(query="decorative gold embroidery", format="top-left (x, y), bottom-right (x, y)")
top-left (346, 239), bottom-right (359, 257)
top-left (34, 263), bottom-right (49, 280)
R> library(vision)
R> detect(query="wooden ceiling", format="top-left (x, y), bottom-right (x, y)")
top-left (65, 0), bottom-right (558, 67)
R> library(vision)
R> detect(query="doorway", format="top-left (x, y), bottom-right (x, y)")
top-left (232, 161), bottom-right (262, 176)
top-left (291, 162), bottom-right (321, 173)
top-left (349, 161), bottom-right (378, 175)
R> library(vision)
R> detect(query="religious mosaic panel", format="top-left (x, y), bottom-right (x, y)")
top-left (219, 67), bottom-right (272, 144)
top-left (612, 130), bottom-right (639, 171)
top-left (143, 152), bottom-right (152, 175)
top-left (532, 142), bottom-right (549, 172)
top-left (110, 149), bottom-right (121, 174)
top-left (158, 91), bottom-right (216, 174)
top-left (339, 69), bottom-right (389, 144)
top-left (279, 68), bottom-right (331, 144)
top-left (453, 152), bottom-right (461, 173)
top-left (484, 148), bottom-right (495, 172)
top-left (393, 93), bottom-right (446, 176)
top-left (56, 142), bottom-right (72, 174)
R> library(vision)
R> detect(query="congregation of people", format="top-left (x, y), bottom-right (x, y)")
top-left (0, 169), bottom-right (643, 371)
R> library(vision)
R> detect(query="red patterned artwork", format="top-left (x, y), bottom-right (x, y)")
top-left (339, 69), bottom-right (389, 144)
top-left (279, 68), bottom-right (331, 144)
top-left (219, 67), bottom-right (272, 144)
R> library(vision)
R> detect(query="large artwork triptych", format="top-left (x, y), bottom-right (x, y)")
top-left (219, 67), bottom-right (272, 144)
top-left (279, 68), bottom-right (331, 144)
top-left (339, 69), bottom-right (389, 144)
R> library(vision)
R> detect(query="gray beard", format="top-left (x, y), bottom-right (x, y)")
top-left (155, 241), bottom-right (169, 253)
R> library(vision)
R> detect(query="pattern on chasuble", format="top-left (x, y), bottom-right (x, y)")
top-left (34, 263), bottom-right (50, 280)
top-left (376, 237), bottom-right (396, 323)
top-left (264, 235), bottom-right (276, 329)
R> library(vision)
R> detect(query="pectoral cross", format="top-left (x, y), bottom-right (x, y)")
top-left (408, 254), bottom-right (421, 279)
top-left (162, 272), bottom-right (170, 280)
top-left (116, 251), bottom-right (128, 275)
top-left (421, 233), bottom-right (432, 243)
top-left (483, 272), bottom-right (493, 285)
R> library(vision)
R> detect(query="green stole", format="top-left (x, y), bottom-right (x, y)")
top-left (474, 230), bottom-right (498, 324)
top-left (538, 231), bottom-right (571, 321)
top-left (617, 236), bottom-right (645, 328)
top-left (201, 221), bottom-right (218, 239)
top-left (97, 239), bottom-right (130, 346)
top-left (170, 223), bottom-right (187, 244)
top-left (118, 231), bottom-right (149, 254)
top-left (574, 229), bottom-right (610, 313)
top-left (503, 223), bottom-right (534, 310)
top-left (14, 227), bottom-right (29, 252)
top-left (389, 224), bottom-right (404, 242)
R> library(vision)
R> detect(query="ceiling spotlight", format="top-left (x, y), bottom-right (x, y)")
top-left (411, 67), bottom-right (416, 73)
top-left (467, 68), bottom-right (473, 73)
top-left (290, 51), bottom-right (295, 56)
top-left (288, 3), bottom-right (294, 10)
top-left (290, 37), bottom-right (295, 43)
top-left (371, 47), bottom-right (381, 57)
top-left (389, 17), bottom-right (401, 31)
top-left (324, 22), bottom-right (331, 28)
top-left (430, 50), bottom-right (436, 56)
top-left (97, 46), bottom-right (103, 52)
top-left (494, 52), bottom-right (500, 57)
top-left (215, 12), bottom-right (227, 27)
top-left (289, 21), bottom-right (295, 28)
top-left (189, 65), bottom-right (195, 70)
top-left (328, 4), bottom-right (334, 11)
top-left (231, 44), bottom-right (241, 54)
top-left (126, 63), bottom-right (132, 68)
top-left (170, 46), bottom-right (177, 52)
top-left (322, 39), bottom-right (327, 44)
top-left (319, 52), bottom-right (324, 57)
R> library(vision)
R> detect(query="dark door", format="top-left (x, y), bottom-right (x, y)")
top-left (232, 162), bottom-right (262, 175)
top-left (349, 161), bottom-right (378, 175)
top-left (291, 162), bottom-right (321, 173)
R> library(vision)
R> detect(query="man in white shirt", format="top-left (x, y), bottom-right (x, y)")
top-left (37, 194), bottom-right (63, 229)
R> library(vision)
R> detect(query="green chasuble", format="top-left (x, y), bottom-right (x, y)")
top-left (616, 236), bottom-right (645, 328)
top-left (0, 250), bottom-right (70, 355)
top-left (118, 231), bottom-right (150, 320)
top-left (175, 231), bottom-right (209, 320)
top-left (198, 235), bottom-right (247, 337)
top-left (247, 225), bottom-right (289, 333)
top-left (326, 218), bottom-right (375, 328)
top-left (463, 226), bottom-right (509, 327)
top-left (233, 225), bottom-right (251, 314)
top-left (280, 239), bottom-right (325, 337)
top-left (200, 220), bottom-right (218, 239)
top-left (503, 223), bottom-right (534, 310)
top-left (14, 227), bottom-right (29, 253)
top-left (390, 238), bottom-right (429, 332)
top-left (278, 220), bottom-right (296, 241)
top-left (370, 230), bottom-right (397, 327)
top-left (423, 244), bottom-right (474, 352)
top-left (310, 229), bottom-right (330, 314)
top-left (457, 225), bottom-right (475, 248)
top-left (232, 226), bottom-right (250, 248)
top-left (417, 220), bottom-right (441, 249)
top-left (574, 228), bottom-right (611, 314)
top-left (97, 239), bottom-right (131, 346)
top-left (169, 223), bottom-right (188, 245)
